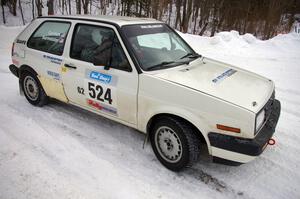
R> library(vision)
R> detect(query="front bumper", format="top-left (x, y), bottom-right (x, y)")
top-left (208, 99), bottom-right (281, 166)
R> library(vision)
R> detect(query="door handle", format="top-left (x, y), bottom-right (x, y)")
top-left (64, 63), bottom-right (77, 69)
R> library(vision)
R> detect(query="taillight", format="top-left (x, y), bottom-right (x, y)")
top-left (11, 42), bottom-right (15, 57)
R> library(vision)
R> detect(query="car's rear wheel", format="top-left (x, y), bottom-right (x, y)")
top-left (21, 72), bottom-right (48, 106)
top-left (150, 116), bottom-right (201, 171)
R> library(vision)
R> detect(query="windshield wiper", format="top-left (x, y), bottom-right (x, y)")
top-left (147, 61), bottom-right (175, 71)
top-left (180, 52), bottom-right (201, 59)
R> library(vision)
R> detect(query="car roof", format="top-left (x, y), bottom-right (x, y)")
top-left (39, 15), bottom-right (162, 27)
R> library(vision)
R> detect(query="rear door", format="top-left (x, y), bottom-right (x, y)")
top-left (61, 22), bottom-right (139, 125)
top-left (25, 20), bottom-right (71, 102)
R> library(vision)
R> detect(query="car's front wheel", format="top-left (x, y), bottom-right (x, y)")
top-left (21, 72), bottom-right (48, 106)
top-left (150, 116), bottom-right (201, 171)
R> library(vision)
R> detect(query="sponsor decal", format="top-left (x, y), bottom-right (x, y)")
top-left (141, 24), bottom-right (163, 29)
top-left (16, 39), bottom-right (26, 45)
top-left (43, 55), bottom-right (63, 65)
top-left (85, 69), bottom-right (118, 86)
top-left (47, 70), bottom-right (60, 80)
top-left (89, 71), bottom-right (112, 84)
top-left (87, 99), bottom-right (117, 115)
top-left (61, 66), bottom-right (67, 73)
top-left (212, 68), bottom-right (237, 83)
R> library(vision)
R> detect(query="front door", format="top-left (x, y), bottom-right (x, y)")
top-left (61, 22), bottom-right (138, 125)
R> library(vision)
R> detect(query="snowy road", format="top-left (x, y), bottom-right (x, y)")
top-left (0, 26), bottom-right (299, 199)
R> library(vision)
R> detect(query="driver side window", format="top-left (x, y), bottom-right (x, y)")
top-left (70, 24), bottom-right (131, 72)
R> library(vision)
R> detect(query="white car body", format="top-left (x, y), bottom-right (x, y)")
top-left (10, 15), bottom-right (281, 168)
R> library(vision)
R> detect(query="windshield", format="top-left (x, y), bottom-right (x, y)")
top-left (121, 24), bottom-right (199, 71)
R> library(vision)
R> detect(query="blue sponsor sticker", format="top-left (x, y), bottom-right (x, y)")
top-left (47, 70), bottom-right (60, 80)
top-left (89, 71), bottom-right (112, 84)
top-left (43, 55), bottom-right (63, 65)
top-left (212, 69), bottom-right (237, 83)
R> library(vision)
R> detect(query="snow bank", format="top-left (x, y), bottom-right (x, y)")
top-left (1, 26), bottom-right (300, 199)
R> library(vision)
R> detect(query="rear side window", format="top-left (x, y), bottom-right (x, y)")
top-left (27, 21), bottom-right (70, 55)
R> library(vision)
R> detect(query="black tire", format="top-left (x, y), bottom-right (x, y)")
top-left (150, 116), bottom-right (201, 171)
top-left (21, 71), bottom-right (48, 106)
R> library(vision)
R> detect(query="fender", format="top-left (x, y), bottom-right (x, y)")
top-left (18, 65), bottom-right (38, 95)
top-left (19, 65), bottom-right (69, 102)
top-left (140, 106), bottom-right (212, 154)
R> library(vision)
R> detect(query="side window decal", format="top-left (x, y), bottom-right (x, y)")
top-left (27, 21), bottom-right (71, 56)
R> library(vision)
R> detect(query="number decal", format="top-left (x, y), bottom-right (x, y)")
top-left (88, 82), bottom-right (112, 105)
top-left (88, 82), bottom-right (96, 98)
top-left (104, 88), bottom-right (112, 104)
top-left (96, 85), bottom-right (104, 102)
top-left (77, 86), bottom-right (84, 95)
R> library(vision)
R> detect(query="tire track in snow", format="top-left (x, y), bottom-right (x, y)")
top-left (184, 167), bottom-right (252, 199)
top-left (4, 98), bottom-right (245, 198)
top-left (27, 101), bottom-right (248, 198)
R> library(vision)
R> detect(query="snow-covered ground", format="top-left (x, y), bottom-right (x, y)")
top-left (0, 25), bottom-right (300, 199)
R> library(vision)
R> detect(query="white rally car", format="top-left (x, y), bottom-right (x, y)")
top-left (9, 15), bottom-right (281, 171)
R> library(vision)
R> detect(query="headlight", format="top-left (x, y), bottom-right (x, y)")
top-left (256, 109), bottom-right (265, 133)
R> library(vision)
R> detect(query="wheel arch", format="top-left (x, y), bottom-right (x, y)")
top-left (19, 64), bottom-right (39, 77)
top-left (18, 64), bottom-right (39, 93)
top-left (146, 112), bottom-right (211, 153)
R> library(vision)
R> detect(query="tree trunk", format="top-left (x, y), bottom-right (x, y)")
top-left (82, 0), bottom-right (89, 14)
top-left (182, 0), bottom-right (192, 33)
top-left (1, 0), bottom-right (6, 24)
top-left (175, 0), bottom-right (181, 29)
top-left (32, 0), bottom-right (35, 19)
top-left (199, 22), bottom-right (208, 35)
top-left (47, 0), bottom-right (54, 15)
top-left (8, 0), bottom-right (17, 16)
top-left (68, 0), bottom-right (71, 14)
top-left (62, 0), bottom-right (64, 14)
top-left (19, 0), bottom-right (25, 25)
top-left (76, 0), bottom-right (81, 14)
top-left (168, 2), bottom-right (172, 24)
top-left (36, 0), bottom-right (43, 16)
top-left (64, 0), bottom-right (68, 14)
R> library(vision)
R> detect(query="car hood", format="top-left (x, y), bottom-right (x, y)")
top-left (153, 57), bottom-right (274, 113)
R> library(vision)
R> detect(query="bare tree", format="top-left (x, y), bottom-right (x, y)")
top-left (1, 0), bottom-right (6, 24)
top-left (68, 0), bottom-right (71, 14)
top-left (7, 0), bottom-right (17, 16)
top-left (82, 0), bottom-right (89, 14)
top-left (2, 0), bottom-right (300, 39)
top-left (32, 0), bottom-right (35, 19)
top-left (35, 0), bottom-right (43, 16)
top-left (18, 0), bottom-right (25, 24)
top-left (47, 0), bottom-right (54, 15)
top-left (76, 0), bottom-right (81, 14)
